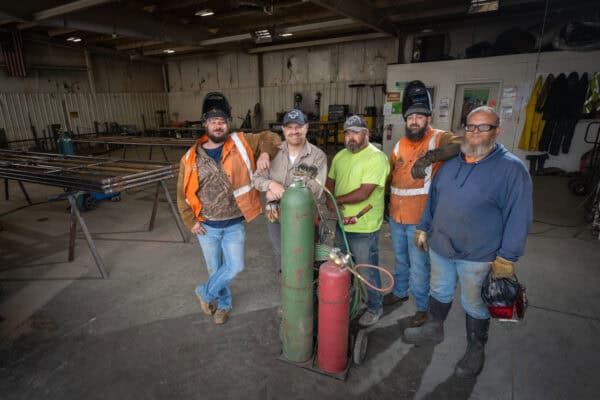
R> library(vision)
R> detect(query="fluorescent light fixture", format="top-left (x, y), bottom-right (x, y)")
top-left (468, 0), bottom-right (498, 14)
top-left (66, 36), bottom-right (82, 42)
top-left (195, 9), bottom-right (214, 17)
top-left (255, 29), bottom-right (272, 44)
top-left (279, 32), bottom-right (293, 37)
top-left (163, 49), bottom-right (176, 54)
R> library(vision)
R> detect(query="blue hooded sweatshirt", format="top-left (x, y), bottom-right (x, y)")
top-left (417, 143), bottom-right (532, 262)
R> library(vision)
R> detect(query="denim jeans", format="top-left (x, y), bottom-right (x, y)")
top-left (429, 248), bottom-right (491, 319)
top-left (196, 222), bottom-right (245, 311)
top-left (335, 227), bottom-right (382, 313)
top-left (389, 219), bottom-right (430, 311)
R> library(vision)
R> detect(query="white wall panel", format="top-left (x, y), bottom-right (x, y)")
top-left (0, 93), bottom-right (168, 143)
top-left (383, 50), bottom-right (600, 171)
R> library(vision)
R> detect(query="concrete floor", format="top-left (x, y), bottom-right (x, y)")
top-left (1, 154), bottom-right (599, 399)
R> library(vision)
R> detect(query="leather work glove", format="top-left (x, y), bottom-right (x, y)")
top-left (265, 201), bottom-right (280, 223)
top-left (414, 229), bottom-right (428, 252)
top-left (411, 143), bottom-right (461, 179)
top-left (491, 256), bottom-right (515, 279)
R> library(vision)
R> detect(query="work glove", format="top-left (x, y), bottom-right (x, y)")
top-left (265, 201), bottom-right (280, 223)
top-left (491, 256), bottom-right (515, 280)
top-left (411, 143), bottom-right (461, 179)
top-left (414, 229), bottom-right (428, 252)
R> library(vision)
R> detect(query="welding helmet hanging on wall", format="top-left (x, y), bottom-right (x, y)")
top-left (202, 92), bottom-right (232, 121)
top-left (402, 80), bottom-right (432, 119)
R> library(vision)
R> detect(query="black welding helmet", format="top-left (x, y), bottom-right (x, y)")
top-left (402, 80), bottom-right (432, 119)
top-left (202, 92), bottom-right (232, 121)
top-left (481, 271), bottom-right (527, 320)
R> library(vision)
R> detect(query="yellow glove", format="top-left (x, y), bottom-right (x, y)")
top-left (414, 230), bottom-right (428, 252)
top-left (491, 256), bottom-right (515, 279)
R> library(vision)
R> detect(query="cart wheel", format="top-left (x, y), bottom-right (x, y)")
top-left (83, 195), bottom-right (97, 211)
top-left (111, 195), bottom-right (121, 202)
top-left (353, 329), bottom-right (368, 365)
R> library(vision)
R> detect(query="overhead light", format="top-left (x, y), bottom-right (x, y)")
top-left (195, 9), bottom-right (214, 17)
top-left (468, 0), bottom-right (498, 14)
top-left (163, 49), bottom-right (175, 54)
top-left (66, 36), bottom-right (82, 42)
top-left (255, 29), bottom-right (272, 44)
top-left (279, 33), bottom-right (293, 37)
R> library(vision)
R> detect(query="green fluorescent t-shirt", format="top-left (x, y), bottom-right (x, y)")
top-left (328, 143), bottom-right (390, 233)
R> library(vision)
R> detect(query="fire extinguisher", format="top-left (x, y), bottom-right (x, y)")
top-left (385, 124), bottom-right (393, 141)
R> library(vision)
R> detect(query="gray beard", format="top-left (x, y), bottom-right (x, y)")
top-left (346, 140), bottom-right (367, 153)
top-left (461, 141), bottom-right (496, 159)
top-left (405, 125), bottom-right (427, 142)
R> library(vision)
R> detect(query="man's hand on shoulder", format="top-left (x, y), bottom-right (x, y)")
top-left (256, 152), bottom-right (270, 172)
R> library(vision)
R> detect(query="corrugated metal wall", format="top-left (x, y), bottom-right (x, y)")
top-left (0, 92), bottom-right (168, 142)
top-left (166, 38), bottom-right (398, 129)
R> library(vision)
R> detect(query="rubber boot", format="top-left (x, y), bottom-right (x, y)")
top-left (454, 315), bottom-right (490, 378)
top-left (537, 153), bottom-right (549, 175)
top-left (403, 296), bottom-right (452, 345)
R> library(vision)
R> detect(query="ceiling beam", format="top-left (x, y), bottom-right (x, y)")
top-left (33, 0), bottom-right (118, 21)
top-left (248, 32), bottom-right (390, 53)
top-left (47, 28), bottom-right (80, 37)
top-left (116, 40), bottom-right (165, 51)
top-left (309, 0), bottom-right (398, 36)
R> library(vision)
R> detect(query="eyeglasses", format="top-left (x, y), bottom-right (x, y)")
top-left (465, 124), bottom-right (497, 132)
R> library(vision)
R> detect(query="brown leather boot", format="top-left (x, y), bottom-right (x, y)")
top-left (213, 309), bottom-right (229, 325)
top-left (410, 311), bottom-right (428, 327)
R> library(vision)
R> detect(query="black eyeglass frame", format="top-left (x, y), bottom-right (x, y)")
top-left (464, 124), bottom-right (498, 133)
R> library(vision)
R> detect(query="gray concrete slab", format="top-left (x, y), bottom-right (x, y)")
top-left (1, 174), bottom-right (599, 400)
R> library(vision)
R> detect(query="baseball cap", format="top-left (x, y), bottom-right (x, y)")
top-left (282, 109), bottom-right (307, 125)
top-left (343, 115), bottom-right (368, 132)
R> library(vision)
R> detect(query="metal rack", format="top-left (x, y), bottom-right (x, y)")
top-left (71, 135), bottom-right (196, 161)
top-left (0, 150), bottom-right (189, 278)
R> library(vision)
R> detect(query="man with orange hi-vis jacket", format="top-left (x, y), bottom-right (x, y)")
top-left (177, 92), bottom-right (280, 325)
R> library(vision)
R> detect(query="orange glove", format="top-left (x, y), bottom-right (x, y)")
top-left (414, 230), bottom-right (428, 252)
top-left (491, 256), bottom-right (515, 279)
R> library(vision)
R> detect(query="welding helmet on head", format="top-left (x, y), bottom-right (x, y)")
top-left (202, 92), bottom-right (232, 121)
top-left (402, 80), bottom-right (432, 119)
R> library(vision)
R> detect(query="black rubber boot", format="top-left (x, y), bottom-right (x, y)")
top-left (403, 296), bottom-right (452, 345)
top-left (455, 315), bottom-right (490, 378)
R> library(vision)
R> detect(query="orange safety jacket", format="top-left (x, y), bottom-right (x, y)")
top-left (390, 127), bottom-right (446, 225)
top-left (182, 132), bottom-right (262, 224)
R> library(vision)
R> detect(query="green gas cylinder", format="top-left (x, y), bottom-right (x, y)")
top-left (280, 177), bottom-right (315, 362)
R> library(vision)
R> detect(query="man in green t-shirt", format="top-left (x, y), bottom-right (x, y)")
top-left (325, 115), bottom-right (390, 327)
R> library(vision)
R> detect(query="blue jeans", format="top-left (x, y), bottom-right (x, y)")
top-left (429, 248), bottom-right (491, 319)
top-left (389, 219), bottom-right (430, 311)
top-left (196, 223), bottom-right (245, 311)
top-left (335, 227), bottom-right (382, 313)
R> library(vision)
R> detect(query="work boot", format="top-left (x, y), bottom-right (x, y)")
top-left (358, 308), bottom-right (383, 327)
top-left (403, 296), bottom-right (452, 345)
top-left (195, 286), bottom-right (215, 316)
top-left (409, 311), bottom-right (428, 327)
top-left (383, 293), bottom-right (409, 306)
top-left (455, 315), bottom-right (490, 378)
top-left (213, 309), bottom-right (229, 325)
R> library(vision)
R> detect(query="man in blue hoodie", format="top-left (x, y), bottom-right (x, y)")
top-left (403, 106), bottom-right (532, 378)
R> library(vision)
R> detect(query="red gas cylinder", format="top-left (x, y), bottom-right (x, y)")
top-left (317, 261), bottom-right (351, 373)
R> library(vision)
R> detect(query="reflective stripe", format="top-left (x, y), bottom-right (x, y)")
top-left (233, 184), bottom-right (253, 197)
top-left (230, 132), bottom-right (254, 198)
top-left (391, 130), bottom-right (441, 196)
